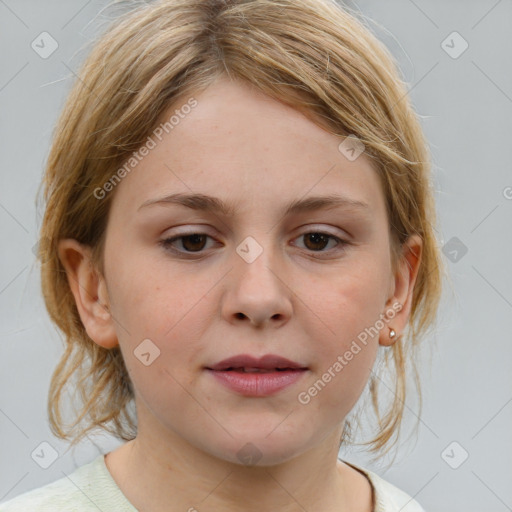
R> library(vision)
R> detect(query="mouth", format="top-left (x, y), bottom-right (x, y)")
top-left (204, 354), bottom-right (308, 397)
top-left (204, 368), bottom-right (308, 397)
top-left (205, 353), bottom-right (308, 372)
top-left (210, 367), bottom-right (305, 373)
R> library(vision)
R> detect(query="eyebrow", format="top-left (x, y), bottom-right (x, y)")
top-left (137, 192), bottom-right (371, 217)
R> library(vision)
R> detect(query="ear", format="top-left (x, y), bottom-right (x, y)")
top-left (379, 234), bottom-right (423, 347)
top-left (57, 238), bottom-right (118, 349)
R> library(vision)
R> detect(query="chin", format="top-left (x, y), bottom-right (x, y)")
top-left (201, 433), bottom-right (312, 468)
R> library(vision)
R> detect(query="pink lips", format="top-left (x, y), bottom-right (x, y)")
top-left (205, 353), bottom-right (308, 397)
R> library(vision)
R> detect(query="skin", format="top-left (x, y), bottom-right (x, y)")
top-left (58, 76), bottom-right (422, 512)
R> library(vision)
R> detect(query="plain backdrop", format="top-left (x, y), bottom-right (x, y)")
top-left (1, 1), bottom-right (511, 511)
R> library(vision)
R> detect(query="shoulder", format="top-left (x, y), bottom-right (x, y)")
top-left (342, 460), bottom-right (426, 512)
top-left (0, 454), bottom-right (134, 512)
top-left (367, 470), bottom-right (426, 512)
top-left (0, 467), bottom-right (91, 512)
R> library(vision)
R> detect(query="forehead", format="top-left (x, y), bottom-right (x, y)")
top-left (108, 77), bottom-right (386, 221)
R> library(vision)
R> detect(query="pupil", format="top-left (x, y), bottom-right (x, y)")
top-left (305, 233), bottom-right (328, 251)
top-left (183, 234), bottom-right (206, 252)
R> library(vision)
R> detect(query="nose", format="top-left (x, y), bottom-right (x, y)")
top-left (222, 245), bottom-right (292, 328)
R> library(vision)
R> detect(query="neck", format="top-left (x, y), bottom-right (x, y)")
top-left (104, 419), bottom-right (370, 512)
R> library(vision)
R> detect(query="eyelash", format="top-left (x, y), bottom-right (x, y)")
top-left (159, 231), bottom-right (350, 258)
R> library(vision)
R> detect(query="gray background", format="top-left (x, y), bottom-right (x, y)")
top-left (1, 1), bottom-right (511, 511)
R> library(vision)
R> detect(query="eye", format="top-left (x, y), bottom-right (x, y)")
top-left (159, 233), bottom-right (215, 255)
top-left (292, 231), bottom-right (349, 255)
top-left (159, 230), bottom-right (349, 257)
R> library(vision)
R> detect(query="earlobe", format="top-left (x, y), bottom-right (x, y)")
top-left (57, 238), bottom-right (119, 349)
top-left (379, 234), bottom-right (423, 347)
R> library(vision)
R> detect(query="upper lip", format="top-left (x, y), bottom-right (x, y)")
top-left (206, 354), bottom-right (307, 371)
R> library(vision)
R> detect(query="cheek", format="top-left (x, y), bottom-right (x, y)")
top-left (107, 253), bottom-right (193, 336)
top-left (107, 257), bottom-right (215, 381)
top-left (292, 258), bottom-right (386, 404)
top-left (298, 256), bottom-right (389, 340)
top-left (111, 267), bottom-right (204, 411)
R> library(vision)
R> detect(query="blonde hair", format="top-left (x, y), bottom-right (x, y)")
top-left (38, 0), bottom-right (445, 457)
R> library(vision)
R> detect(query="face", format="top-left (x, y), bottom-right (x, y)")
top-left (74, 77), bottom-right (413, 466)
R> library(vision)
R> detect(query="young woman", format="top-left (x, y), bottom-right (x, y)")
top-left (1, 0), bottom-right (444, 510)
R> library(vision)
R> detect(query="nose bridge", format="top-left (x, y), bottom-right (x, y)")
top-left (234, 232), bottom-right (281, 288)
top-left (223, 230), bottom-right (292, 326)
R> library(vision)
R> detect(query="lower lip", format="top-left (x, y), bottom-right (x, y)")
top-left (205, 369), bottom-right (308, 397)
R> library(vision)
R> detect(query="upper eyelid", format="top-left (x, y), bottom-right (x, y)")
top-left (162, 223), bottom-right (348, 237)
top-left (162, 229), bottom-right (347, 243)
